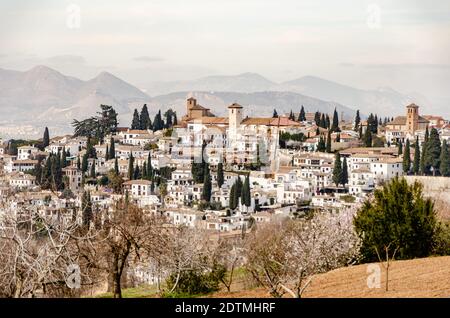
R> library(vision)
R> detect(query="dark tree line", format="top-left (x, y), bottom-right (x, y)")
top-left (419, 127), bottom-right (448, 176)
top-left (131, 104), bottom-right (177, 132)
top-left (332, 153), bottom-right (348, 187)
top-left (229, 175), bottom-right (251, 210)
top-left (34, 150), bottom-right (68, 191)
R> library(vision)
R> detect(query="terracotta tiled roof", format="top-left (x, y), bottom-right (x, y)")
top-left (187, 117), bottom-right (228, 124)
top-left (123, 180), bottom-right (152, 185)
top-left (124, 129), bottom-right (149, 134)
top-left (190, 104), bottom-right (210, 111)
top-left (387, 116), bottom-right (407, 125)
top-left (241, 118), bottom-right (273, 125)
top-left (269, 117), bottom-right (301, 126)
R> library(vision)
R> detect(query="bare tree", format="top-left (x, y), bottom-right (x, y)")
top-left (374, 242), bottom-right (400, 292)
top-left (209, 236), bottom-right (246, 293)
top-left (79, 201), bottom-right (167, 298)
top-left (160, 226), bottom-right (212, 294)
top-left (0, 208), bottom-right (98, 298)
top-left (246, 208), bottom-right (361, 298)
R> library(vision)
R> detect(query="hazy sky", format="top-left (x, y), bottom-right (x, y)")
top-left (1, 0), bottom-right (450, 108)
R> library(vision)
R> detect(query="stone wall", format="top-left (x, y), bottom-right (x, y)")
top-left (405, 176), bottom-right (450, 220)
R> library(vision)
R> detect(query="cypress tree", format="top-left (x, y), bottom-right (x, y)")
top-left (325, 114), bottom-right (331, 129)
top-left (52, 152), bottom-right (63, 190)
top-left (229, 184), bottom-right (236, 210)
top-left (202, 169), bottom-right (212, 202)
top-left (326, 130), bottom-right (332, 153)
top-left (318, 114), bottom-right (325, 128)
top-left (440, 139), bottom-right (449, 177)
top-left (90, 160), bottom-right (96, 178)
top-left (86, 137), bottom-right (96, 159)
top-left (425, 128), bottom-right (441, 176)
top-left (413, 136), bottom-right (420, 175)
top-left (374, 114), bottom-right (378, 133)
top-left (109, 137), bottom-right (115, 159)
top-left (133, 165), bottom-right (141, 180)
top-left (142, 162), bottom-right (147, 179)
top-left (341, 157), bottom-right (348, 186)
top-left (314, 111), bottom-right (321, 125)
top-left (139, 104), bottom-right (151, 129)
top-left (317, 136), bottom-right (326, 152)
top-left (82, 153), bottom-right (88, 173)
top-left (332, 153), bottom-right (342, 187)
top-left (77, 156), bottom-right (81, 169)
top-left (153, 110), bottom-right (164, 131)
top-left (363, 130), bottom-right (372, 147)
top-left (298, 105), bottom-right (306, 121)
top-left (43, 154), bottom-right (52, 188)
top-left (131, 109), bottom-right (140, 129)
top-left (359, 125), bottom-right (363, 139)
top-left (173, 113), bottom-right (178, 126)
top-left (244, 174), bottom-right (251, 207)
top-left (34, 161), bottom-right (42, 185)
top-left (125, 190), bottom-right (129, 205)
top-left (420, 144), bottom-right (427, 175)
top-left (43, 127), bottom-right (50, 148)
top-left (354, 110), bottom-right (360, 131)
top-left (114, 157), bottom-right (119, 175)
top-left (289, 110), bottom-right (294, 120)
top-left (105, 144), bottom-right (109, 161)
top-left (217, 162), bottom-right (224, 188)
top-left (331, 108), bottom-right (339, 132)
top-left (398, 140), bottom-right (403, 156)
top-left (61, 149), bottom-right (67, 168)
top-left (164, 109), bottom-right (174, 128)
top-left (128, 153), bottom-right (134, 180)
top-left (150, 180), bottom-right (155, 194)
top-left (403, 139), bottom-right (411, 174)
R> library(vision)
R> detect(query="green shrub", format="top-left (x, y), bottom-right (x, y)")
top-left (164, 266), bottom-right (225, 296)
top-left (433, 222), bottom-right (450, 256)
top-left (354, 177), bottom-right (439, 262)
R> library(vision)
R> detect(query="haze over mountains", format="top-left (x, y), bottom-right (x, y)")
top-left (0, 66), bottom-right (429, 139)
top-left (147, 72), bottom-right (428, 116)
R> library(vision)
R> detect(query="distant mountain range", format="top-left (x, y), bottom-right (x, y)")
top-left (0, 66), bottom-right (426, 139)
top-left (146, 73), bottom-right (428, 117)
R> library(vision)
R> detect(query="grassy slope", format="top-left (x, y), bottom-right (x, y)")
top-left (209, 256), bottom-right (450, 298)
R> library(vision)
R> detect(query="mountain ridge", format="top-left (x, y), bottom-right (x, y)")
top-left (0, 65), bottom-right (422, 139)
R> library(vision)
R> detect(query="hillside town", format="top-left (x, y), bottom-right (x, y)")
top-left (1, 98), bottom-right (449, 296)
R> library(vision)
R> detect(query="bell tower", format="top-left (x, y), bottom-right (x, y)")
top-left (186, 97), bottom-right (197, 117)
top-left (406, 103), bottom-right (419, 134)
top-left (228, 103), bottom-right (243, 142)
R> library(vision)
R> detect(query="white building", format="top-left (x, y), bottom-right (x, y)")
top-left (349, 168), bottom-right (375, 196)
top-left (4, 159), bottom-right (37, 173)
top-left (9, 172), bottom-right (36, 189)
top-left (17, 145), bottom-right (38, 160)
top-left (370, 158), bottom-right (404, 184)
top-left (123, 180), bottom-right (153, 197)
